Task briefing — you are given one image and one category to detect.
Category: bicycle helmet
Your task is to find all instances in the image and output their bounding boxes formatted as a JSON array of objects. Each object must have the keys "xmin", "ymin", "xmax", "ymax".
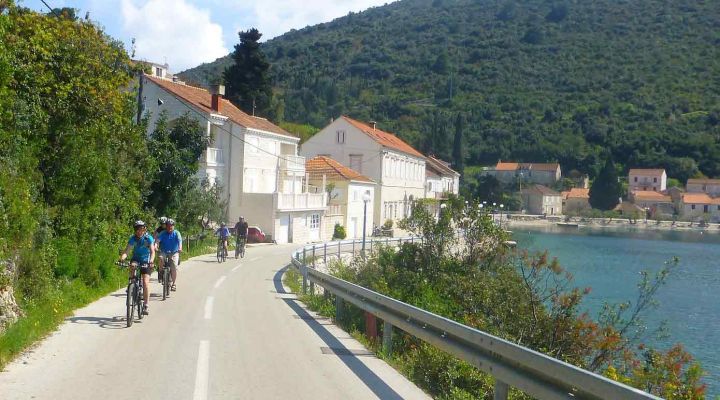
[
  {"xmin": 221, "ymin": 222, "xmax": 226, "ymax": 227},
  {"xmin": 166, "ymin": 219, "xmax": 175, "ymax": 226},
  {"xmin": 159, "ymin": 216, "xmax": 168, "ymax": 224},
  {"xmin": 133, "ymin": 220, "xmax": 146, "ymax": 229}
]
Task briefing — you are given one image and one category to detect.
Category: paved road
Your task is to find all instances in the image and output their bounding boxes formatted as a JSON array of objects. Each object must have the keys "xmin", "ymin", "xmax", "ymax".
[{"xmin": 0, "ymin": 244, "xmax": 429, "ymax": 399}]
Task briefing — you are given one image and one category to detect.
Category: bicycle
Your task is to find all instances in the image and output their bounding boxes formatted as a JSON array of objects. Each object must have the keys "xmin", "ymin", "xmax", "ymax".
[
  {"xmin": 216, "ymin": 238, "xmax": 227, "ymax": 263},
  {"xmin": 235, "ymin": 236, "xmax": 246, "ymax": 259},
  {"xmin": 159, "ymin": 251, "xmax": 178, "ymax": 300},
  {"xmin": 117, "ymin": 260, "xmax": 145, "ymax": 327}
]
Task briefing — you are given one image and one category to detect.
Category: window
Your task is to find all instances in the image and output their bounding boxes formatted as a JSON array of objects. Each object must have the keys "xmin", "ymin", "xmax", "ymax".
[
  {"xmin": 309, "ymin": 213, "xmax": 320, "ymax": 229},
  {"xmin": 349, "ymin": 155, "xmax": 362, "ymax": 173},
  {"xmin": 653, "ymin": 177, "xmax": 657, "ymax": 183},
  {"xmin": 691, "ymin": 204, "xmax": 696, "ymax": 210},
  {"xmin": 352, "ymin": 189, "xmax": 359, "ymax": 202},
  {"xmin": 704, "ymin": 205, "xmax": 709, "ymax": 213},
  {"xmin": 155, "ymin": 67, "xmax": 162, "ymax": 77},
  {"xmin": 336, "ymin": 130, "xmax": 345, "ymax": 144},
  {"xmin": 634, "ymin": 177, "xmax": 638, "ymax": 182},
  {"xmin": 248, "ymin": 136, "xmax": 259, "ymax": 154}
]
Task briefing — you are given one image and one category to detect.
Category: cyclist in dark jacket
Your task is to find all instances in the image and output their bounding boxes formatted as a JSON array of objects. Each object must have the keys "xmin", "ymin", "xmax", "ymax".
[{"xmin": 234, "ymin": 216, "xmax": 249, "ymax": 258}]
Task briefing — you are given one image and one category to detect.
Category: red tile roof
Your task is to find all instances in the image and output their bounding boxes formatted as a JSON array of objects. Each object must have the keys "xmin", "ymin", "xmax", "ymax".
[
  {"xmin": 631, "ymin": 190, "xmax": 672, "ymax": 202},
  {"xmin": 341, "ymin": 116, "xmax": 424, "ymax": 158},
  {"xmin": 496, "ymin": 162, "xmax": 559, "ymax": 172},
  {"xmin": 426, "ymin": 155, "xmax": 459, "ymax": 177},
  {"xmin": 306, "ymin": 156, "xmax": 374, "ymax": 183},
  {"xmin": 682, "ymin": 193, "xmax": 720, "ymax": 205},
  {"xmin": 687, "ymin": 178, "xmax": 720, "ymax": 185},
  {"xmin": 145, "ymin": 75, "xmax": 294, "ymax": 138},
  {"xmin": 628, "ymin": 168, "xmax": 666, "ymax": 176},
  {"xmin": 561, "ymin": 188, "xmax": 590, "ymax": 199}
]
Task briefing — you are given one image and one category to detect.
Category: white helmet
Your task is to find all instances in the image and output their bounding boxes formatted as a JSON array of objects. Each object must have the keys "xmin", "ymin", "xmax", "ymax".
[
  {"xmin": 159, "ymin": 216, "xmax": 168, "ymax": 224},
  {"xmin": 133, "ymin": 220, "xmax": 146, "ymax": 229}
]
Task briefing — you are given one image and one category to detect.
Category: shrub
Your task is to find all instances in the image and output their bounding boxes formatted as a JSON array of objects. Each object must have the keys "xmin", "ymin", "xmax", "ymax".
[{"xmin": 332, "ymin": 223, "xmax": 346, "ymax": 240}]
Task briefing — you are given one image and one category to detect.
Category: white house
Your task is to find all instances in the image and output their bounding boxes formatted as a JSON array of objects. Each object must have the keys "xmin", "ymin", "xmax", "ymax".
[
  {"xmin": 425, "ymin": 155, "xmax": 460, "ymax": 199},
  {"xmin": 628, "ymin": 169, "xmax": 667, "ymax": 192},
  {"xmin": 686, "ymin": 178, "xmax": 720, "ymax": 196},
  {"xmin": 680, "ymin": 193, "xmax": 720, "ymax": 221},
  {"xmin": 140, "ymin": 74, "xmax": 326, "ymax": 243},
  {"xmin": 520, "ymin": 185, "xmax": 563, "ymax": 215},
  {"xmin": 301, "ymin": 116, "xmax": 426, "ymax": 228},
  {"xmin": 306, "ymin": 156, "xmax": 375, "ymax": 239}
]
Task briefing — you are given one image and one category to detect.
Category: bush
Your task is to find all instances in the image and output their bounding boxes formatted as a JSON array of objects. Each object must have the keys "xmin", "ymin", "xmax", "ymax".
[
  {"xmin": 332, "ymin": 223, "xmax": 346, "ymax": 240},
  {"xmin": 382, "ymin": 219, "xmax": 394, "ymax": 230}
]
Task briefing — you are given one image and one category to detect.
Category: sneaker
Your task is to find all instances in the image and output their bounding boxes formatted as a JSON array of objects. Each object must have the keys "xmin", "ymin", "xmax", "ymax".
[{"xmin": 142, "ymin": 305, "xmax": 149, "ymax": 315}]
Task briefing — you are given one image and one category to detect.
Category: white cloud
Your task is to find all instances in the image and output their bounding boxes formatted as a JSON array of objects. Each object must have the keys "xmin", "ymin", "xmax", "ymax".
[
  {"xmin": 121, "ymin": 0, "xmax": 227, "ymax": 71},
  {"xmin": 227, "ymin": 0, "xmax": 395, "ymax": 41}
]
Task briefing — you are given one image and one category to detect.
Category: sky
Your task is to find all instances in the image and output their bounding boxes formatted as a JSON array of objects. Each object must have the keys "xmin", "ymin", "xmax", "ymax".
[{"xmin": 20, "ymin": 0, "xmax": 395, "ymax": 71}]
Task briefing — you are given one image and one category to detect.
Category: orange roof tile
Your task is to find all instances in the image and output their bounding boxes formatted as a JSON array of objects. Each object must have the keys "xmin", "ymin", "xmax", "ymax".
[
  {"xmin": 145, "ymin": 75, "xmax": 294, "ymax": 138},
  {"xmin": 341, "ymin": 116, "xmax": 424, "ymax": 158},
  {"xmin": 496, "ymin": 162, "xmax": 559, "ymax": 172},
  {"xmin": 631, "ymin": 190, "xmax": 672, "ymax": 202},
  {"xmin": 426, "ymin": 155, "xmax": 459, "ymax": 177},
  {"xmin": 306, "ymin": 156, "xmax": 374, "ymax": 183},
  {"xmin": 687, "ymin": 178, "xmax": 720, "ymax": 185},
  {"xmin": 628, "ymin": 168, "xmax": 666, "ymax": 176},
  {"xmin": 561, "ymin": 188, "xmax": 590, "ymax": 199},
  {"xmin": 682, "ymin": 193, "xmax": 720, "ymax": 205}
]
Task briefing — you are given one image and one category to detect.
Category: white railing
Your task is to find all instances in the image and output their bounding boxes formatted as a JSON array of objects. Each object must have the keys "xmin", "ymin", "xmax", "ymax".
[
  {"xmin": 289, "ymin": 238, "xmax": 661, "ymax": 400},
  {"xmin": 326, "ymin": 204, "xmax": 343, "ymax": 215},
  {"xmin": 276, "ymin": 192, "xmax": 326, "ymax": 210},
  {"xmin": 205, "ymin": 148, "xmax": 223, "ymax": 166},
  {"xmin": 280, "ymin": 155, "xmax": 305, "ymax": 171}
]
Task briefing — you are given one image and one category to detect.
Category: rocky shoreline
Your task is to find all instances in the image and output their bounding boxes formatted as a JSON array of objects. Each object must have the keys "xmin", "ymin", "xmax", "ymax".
[{"xmin": 504, "ymin": 215, "xmax": 720, "ymax": 233}]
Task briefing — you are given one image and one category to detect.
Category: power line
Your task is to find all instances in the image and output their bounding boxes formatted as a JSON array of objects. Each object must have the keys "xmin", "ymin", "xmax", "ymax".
[{"xmin": 40, "ymin": 0, "xmax": 61, "ymax": 17}]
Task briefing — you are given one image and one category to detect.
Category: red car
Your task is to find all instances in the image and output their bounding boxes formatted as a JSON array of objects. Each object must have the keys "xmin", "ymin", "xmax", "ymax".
[{"xmin": 247, "ymin": 226, "xmax": 266, "ymax": 243}]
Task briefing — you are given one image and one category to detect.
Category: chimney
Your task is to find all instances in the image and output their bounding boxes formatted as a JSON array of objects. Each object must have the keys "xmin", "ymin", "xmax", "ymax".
[
  {"xmin": 370, "ymin": 120, "xmax": 377, "ymax": 130},
  {"xmin": 209, "ymin": 84, "xmax": 225, "ymax": 113}
]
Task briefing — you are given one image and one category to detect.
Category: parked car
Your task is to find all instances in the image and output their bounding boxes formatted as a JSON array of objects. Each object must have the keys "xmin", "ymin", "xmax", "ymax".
[{"xmin": 247, "ymin": 226, "xmax": 266, "ymax": 243}]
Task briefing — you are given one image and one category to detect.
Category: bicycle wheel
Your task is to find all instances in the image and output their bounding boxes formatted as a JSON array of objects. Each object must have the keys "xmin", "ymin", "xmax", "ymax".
[
  {"xmin": 136, "ymin": 285, "xmax": 143, "ymax": 320},
  {"xmin": 126, "ymin": 283, "xmax": 135, "ymax": 327},
  {"xmin": 163, "ymin": 267, "xmax": 170, "ymax": 299},
  {"xmin": 241, "ymin": 241, "xmax": 245, "ymax": 258},
  {"xmin": 217, "ymin": 244, "xmax": 222, "ymax": 263},
  {"xmin": 235, "ymin": 243, "xmax": 240, "ymax": 259},
  {"xmin": 222, "ymin": 246, "xmax": 226, "ymax": 262}
]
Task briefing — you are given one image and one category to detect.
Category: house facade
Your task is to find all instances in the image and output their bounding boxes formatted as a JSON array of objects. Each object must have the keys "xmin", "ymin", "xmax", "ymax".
[
  {"xmin": 306, "ymin": 156, "xmax": 375, "ymax": 239},
  {"xmin": 520, "ymin": 185, "xmax": 563, "ymax": 215},
  {"xmin": 301, "ymin": 116, "xmax": 426, "ymax": 227},
  {"xmin": 425, "ymin": 156, "xmax": 460, "ymax": 199},
  {"xmin": 486, "ymin": 162, "xmax": 561, "ymax": 186},
  {"xmin": 140, "ymin": 75, "xmax": 326, "ymax": 243},
  {"xmin": 628, "ymin": 169, "xmax": 667, "ymax": 192},
  {"xmin": 561, "ymin": 188, "xmax": 590, "ymax": 214},
  {"xmin": 630, "ymin": 190, "xmax": 674, "ymax": 218},
  {"xmin": 686, "ymin": 178, "xmax": 720, "ymax": 196},
  {"xmin": 680, "ymin": 193, "xmax": 720, "ymax": 221}
]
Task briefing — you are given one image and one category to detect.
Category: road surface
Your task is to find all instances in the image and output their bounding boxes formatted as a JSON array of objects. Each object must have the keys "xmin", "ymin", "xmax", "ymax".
[{"xmin": 0, "ymin": 244, "xmax": 430, "ymax": 399}]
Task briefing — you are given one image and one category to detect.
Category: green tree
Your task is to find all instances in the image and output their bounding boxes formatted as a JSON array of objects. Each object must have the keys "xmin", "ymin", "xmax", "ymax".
[
  {"xmin": 590, "ymin": 158, "xmax": 622, "ymax": 210},
  {"xmin": 452, "ymin": 113, "xmax": 465, "ymax": 180},
  {"xmin": 224, "ymin": 28, "xmax": 272, "ymax": 116},
  {"xmin": 146, "ymin": 113, "xmax": 210, "ymax": 217}
]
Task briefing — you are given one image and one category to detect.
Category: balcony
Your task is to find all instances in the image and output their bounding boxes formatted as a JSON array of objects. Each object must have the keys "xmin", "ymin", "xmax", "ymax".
[
  {"xmin": 204, "ymin": 148, "xmax": 224, "ymax": 166},
  {"xmin": 280, "ymin": 154, "xmax": 305, "ymax": 172},
  {"xmin": 276, "ymin": 192, "xmax": 327, "ymax": 211}
]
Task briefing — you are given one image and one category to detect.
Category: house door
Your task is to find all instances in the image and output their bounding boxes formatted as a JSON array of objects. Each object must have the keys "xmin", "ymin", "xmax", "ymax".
[
  {"xmin": 278, "ymin": 215, "xmax": 289, "ymax": 244},
  {"xmin": 349, "ymin": 217, "xmax": 358, "ymax": 239},
  {"xmin": 309, "ymin": 213, "xmax": 320, "ymax": 241}
]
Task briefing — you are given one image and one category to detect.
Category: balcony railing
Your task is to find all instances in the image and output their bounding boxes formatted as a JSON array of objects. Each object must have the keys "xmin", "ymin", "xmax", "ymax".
[
  {"xmin": 280, "ymin": 155, "xmax": 305, "ymax": 171},
  {"xmin": 276, "ymin": 192, "xmax": 326, "ymax": 210},
  {"xmin": 205, "ymin": 148, "xmax": 223, "ymax": 166}
]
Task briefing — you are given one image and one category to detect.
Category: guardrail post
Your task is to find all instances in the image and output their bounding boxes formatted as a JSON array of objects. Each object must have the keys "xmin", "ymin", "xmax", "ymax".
[
  {"xmin": 494, "ymin": 380, "xmax": 509, "ymax": 400},
  {"xmin": 312, "ymin": 246, "xmax": 316, "ymax": 268},
  {"xmin": 309, "ymin": 280, "xmax": 314, "ymax": 294},
  {"xmin": 383, "ymin": 321, "xmax": 393, "ymax": 356},
  {"xmin": 338, "ymin": 241, "xmax": 341, "ymax": 259},
  {"xmin": 302, "ymin": 248, "xmax": 308, "ymax": 294},
  {"xmin": 324, "ymin": 243, "xmax": 327, "ymax": 264},
  {"xmin": 352, "ymin": 239, "xmax": 355, "ymax": 255},
  {"xmin": 335, "ymin": 295, "xmax": 343, "ymax": 322}
]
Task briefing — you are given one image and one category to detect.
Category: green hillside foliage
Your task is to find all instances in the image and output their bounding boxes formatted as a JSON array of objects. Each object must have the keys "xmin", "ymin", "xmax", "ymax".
[{"xmin": 180, "ymin": 0, "xmax": 720, "ymax": 180}]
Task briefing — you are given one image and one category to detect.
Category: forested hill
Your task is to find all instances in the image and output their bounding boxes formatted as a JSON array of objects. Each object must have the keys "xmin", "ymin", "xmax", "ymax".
[{"xmin": 180, "ymin": 0, "xmax": 720, "ymax": 181}]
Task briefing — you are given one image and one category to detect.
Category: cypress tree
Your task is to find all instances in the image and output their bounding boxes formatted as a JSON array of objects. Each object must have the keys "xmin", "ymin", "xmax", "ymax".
[
  {"xmin": 452, "ymin": 113, "xmax": 465, "ymax": 180},
  {"xmin": 589, "ymin": 157, "xmax": 622, "ymax": 210}
]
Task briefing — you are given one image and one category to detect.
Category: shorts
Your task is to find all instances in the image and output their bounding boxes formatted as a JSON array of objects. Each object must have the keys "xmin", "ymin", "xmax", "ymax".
[
  {"xmin": 130, "ymin": 261, "xmax": 152, "ymax": 275},
  {"xmin": 161, "ymin": 253, "xmax": 180, "ymax": 271}
]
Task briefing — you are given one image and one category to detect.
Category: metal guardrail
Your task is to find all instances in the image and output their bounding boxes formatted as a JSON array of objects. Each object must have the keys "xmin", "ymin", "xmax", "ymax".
[{"xmin": 290, "ymin": 237, "xmax": 661, "ymax": 400}]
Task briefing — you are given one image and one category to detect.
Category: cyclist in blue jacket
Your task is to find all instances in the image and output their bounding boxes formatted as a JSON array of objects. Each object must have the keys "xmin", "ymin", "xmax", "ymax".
[
  {"xmin": 216, "ymin": 222, "xmax": 231, "ymax": 258},
  {"xmin": 120, "ymin": 220, "xmax": 155, "ymax": 315},
  {"xmin": 157, "ymin": 219, "xmax": 182, "ymax": 292}
]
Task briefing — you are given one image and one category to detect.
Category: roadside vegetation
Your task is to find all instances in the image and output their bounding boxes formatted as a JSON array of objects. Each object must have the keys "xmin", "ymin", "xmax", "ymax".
[
  {"xmin": 0, "ymin": 4, "xmax": 225, "ymax": 367},
  {"xmin": 286, "ymin": 197, "xmax": 705, "ymax": 399}
]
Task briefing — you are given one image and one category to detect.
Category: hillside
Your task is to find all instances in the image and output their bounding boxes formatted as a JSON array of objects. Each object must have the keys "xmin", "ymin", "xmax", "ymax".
[{"xmin": 180, "ymin": 0, "xmax": 720, "ymax": 181}]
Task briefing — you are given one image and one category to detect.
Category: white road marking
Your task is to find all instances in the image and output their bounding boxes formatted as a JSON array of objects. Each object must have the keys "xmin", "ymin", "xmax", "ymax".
[
  {"xmin": 204, "ymin": 297, "xmax": 214, "ymax": 320},
  {"xmin": 231, "ymin": 264, "xmax": 241, "ymax": 273},
  {"xmin": 250, "ymin": 257, "xmax": 261, "ymax": 262},
  {"xmin": 213, "ymin": 276, "xmax": 226, "ymax": 289},
  {"xmin": 193, "ymin": 340, "xmax": 210, "ymax": 400}
]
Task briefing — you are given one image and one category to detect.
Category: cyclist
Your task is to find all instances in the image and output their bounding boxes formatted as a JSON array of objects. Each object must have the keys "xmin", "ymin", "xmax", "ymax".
[
  {"xmin": 119, "ymin": 220, "xmax": 155, "ymax": 315},
  {"xmin": 154, "ymin": 216, "xmax": 168, "ymax": 282},
  {"xmin": 216, "ymin": 222, "xmax": 231, "ymax": 258},
  {"xmin": 234, "ymin": 216, "xmax": 248, "ymax": 259},
  {"xmin": 157, "ymin": 218, "xmax": 182, "ymax": 292}
]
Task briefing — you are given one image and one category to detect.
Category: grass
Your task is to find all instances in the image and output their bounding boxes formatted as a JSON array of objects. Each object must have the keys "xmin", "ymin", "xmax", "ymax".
[{"xmin": 0, "ymin": 237, "xmax": 226, "ymax": 369}]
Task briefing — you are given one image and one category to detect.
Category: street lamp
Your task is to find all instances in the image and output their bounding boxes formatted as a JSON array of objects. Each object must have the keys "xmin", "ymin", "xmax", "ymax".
[{"xmin": 362, "ymin": 191, "xmax": 372, "ymax": 253}]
